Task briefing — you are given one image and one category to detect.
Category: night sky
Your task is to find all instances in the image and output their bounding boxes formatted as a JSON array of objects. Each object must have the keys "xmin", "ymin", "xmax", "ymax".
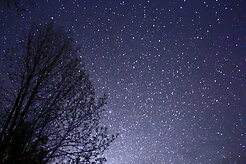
[{"xmin": 1, "ymin": 0, "xmax": 246, "ymax": 163}]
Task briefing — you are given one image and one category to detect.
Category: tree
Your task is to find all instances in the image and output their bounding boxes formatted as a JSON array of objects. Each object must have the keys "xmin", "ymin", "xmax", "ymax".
[{"xmin": 0, "ymin": 23, "xmax": 117, "ymax": 163}]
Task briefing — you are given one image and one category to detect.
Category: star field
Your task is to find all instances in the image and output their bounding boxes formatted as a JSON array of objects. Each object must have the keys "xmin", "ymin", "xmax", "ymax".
[{"xmin": 0, "ymin": 0, "xmax": 245, "ymax": 163}]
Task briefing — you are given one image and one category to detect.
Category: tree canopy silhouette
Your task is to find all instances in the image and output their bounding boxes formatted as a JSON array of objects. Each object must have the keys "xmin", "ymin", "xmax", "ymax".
[{"xmin": 0, "ymin": 23, "xmax": 117, "ymax": 164}]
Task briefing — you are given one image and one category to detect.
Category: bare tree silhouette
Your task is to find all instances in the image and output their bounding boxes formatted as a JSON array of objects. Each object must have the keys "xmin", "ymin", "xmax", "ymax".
[{"xmin": 0, "ymin": 23, "xmax": 117, "ymax": 164}]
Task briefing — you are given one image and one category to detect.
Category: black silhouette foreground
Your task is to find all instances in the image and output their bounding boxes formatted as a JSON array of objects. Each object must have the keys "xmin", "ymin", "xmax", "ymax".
[{"xmin": 0, "ymin": 23, "xmax": 117, "ymax": 164}]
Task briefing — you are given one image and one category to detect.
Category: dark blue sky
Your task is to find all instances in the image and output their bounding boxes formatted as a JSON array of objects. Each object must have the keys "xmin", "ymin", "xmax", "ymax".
[{"xmin": 1, "ymin": 0, "xmax": 245, "ymax": 163}]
